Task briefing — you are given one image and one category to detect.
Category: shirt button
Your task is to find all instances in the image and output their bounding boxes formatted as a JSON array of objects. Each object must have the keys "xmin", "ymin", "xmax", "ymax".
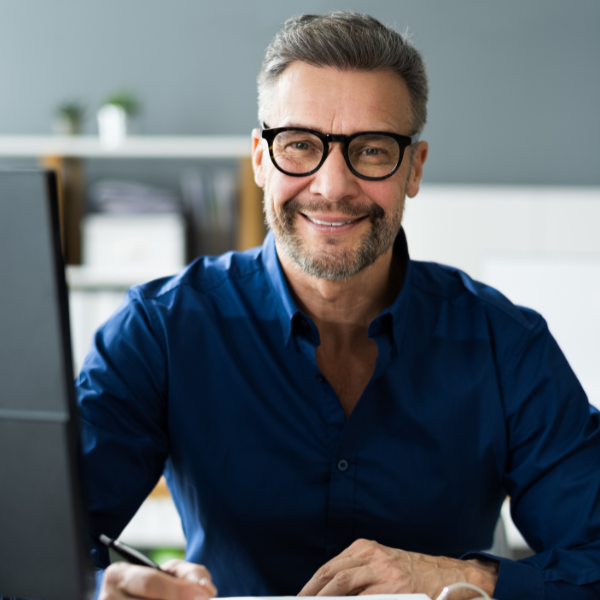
[
  {"xmin": 337, "ymin": 459, "xmax": 349, "ymax": 472},
  {"xmin": 316, "ymin": 373, "xmax": 326, "ymax": 383}
]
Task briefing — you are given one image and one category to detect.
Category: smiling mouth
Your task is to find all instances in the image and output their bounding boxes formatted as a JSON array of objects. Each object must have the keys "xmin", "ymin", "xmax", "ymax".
[{"xmin": 302, "ymin": 214, "xmax": 367, "ymax": 227}]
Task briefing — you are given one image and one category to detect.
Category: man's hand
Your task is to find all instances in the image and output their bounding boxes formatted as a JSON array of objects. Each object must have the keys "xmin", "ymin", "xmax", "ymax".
[
  {"xmin": 298, "ymin": 539, "xmax": 498, "ymax": 599},
  {"xmin": 100, "ymin": 559, "xmax": 217, "ymax": 600}
]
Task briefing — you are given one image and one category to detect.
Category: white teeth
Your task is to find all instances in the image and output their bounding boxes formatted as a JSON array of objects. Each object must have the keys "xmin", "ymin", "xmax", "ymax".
[{"xmin": 306, "ymin": 216, "xmax": 357, "ymax": 226}]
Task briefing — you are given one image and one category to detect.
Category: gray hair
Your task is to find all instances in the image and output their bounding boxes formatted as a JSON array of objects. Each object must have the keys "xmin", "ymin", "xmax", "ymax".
[{"xmin": 257, "ymin": 11, "xmax": 428, "ymax": 134}]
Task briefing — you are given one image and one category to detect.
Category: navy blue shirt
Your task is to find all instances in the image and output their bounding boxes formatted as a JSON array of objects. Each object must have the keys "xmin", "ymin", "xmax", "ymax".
[{"xmin": 78, "ymin": 230, "xmax": 600, "ymax": 599}]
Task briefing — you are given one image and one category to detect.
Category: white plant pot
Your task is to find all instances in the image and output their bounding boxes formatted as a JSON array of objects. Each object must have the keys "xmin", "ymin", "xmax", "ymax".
[{"xmin": 97, "ymin": 104, "xmax": 129, "ymax": 147}]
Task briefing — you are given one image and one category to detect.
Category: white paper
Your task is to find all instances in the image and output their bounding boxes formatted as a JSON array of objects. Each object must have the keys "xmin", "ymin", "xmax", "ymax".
[{"xmin": 222, "ymin": 595, "xmax": 431, "ymax": 600}]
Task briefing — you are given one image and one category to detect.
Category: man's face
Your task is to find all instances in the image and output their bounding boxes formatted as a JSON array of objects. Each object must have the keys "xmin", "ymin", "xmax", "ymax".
[{"xmin": 253, "ymin": 62, "xmax": 425, "ymax": 280}]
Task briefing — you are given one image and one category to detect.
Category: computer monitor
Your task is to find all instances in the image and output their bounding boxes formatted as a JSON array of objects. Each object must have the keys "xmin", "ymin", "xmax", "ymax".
[{"xmin": 0, "ymin": 170, "xmax": 95, "ymax": 600}]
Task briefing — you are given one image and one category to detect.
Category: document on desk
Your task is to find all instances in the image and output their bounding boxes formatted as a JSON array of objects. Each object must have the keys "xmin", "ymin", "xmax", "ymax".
[{"xmin": 223, "ymin": 596, "xmax": 432, "ymax": 600}]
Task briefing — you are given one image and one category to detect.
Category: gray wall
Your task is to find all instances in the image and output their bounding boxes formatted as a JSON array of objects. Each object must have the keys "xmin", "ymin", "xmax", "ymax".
[{"xmin": 1, "ymin": 0, "xmax": 599, "ymax": 185}]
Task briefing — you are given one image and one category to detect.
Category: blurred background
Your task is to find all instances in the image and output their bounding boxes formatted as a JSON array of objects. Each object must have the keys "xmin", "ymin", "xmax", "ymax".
[{"xmin": 1, "ymin": 0, "xmax": 598, "ymax": 565}]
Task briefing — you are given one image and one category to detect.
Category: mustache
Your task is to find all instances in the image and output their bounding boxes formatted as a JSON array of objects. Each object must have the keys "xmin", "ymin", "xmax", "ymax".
[{"xmin": 281, "ymin": 199, "xmax": 385, "ymax": 221}]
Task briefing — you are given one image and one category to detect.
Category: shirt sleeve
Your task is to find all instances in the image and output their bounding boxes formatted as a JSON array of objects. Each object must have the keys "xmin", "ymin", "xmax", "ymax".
[
  {"xmin": 469, "ymin": 311, "xmax": 600, "ymax": 599},
  {"xmin": 76, "ymin": 288, "xmax": 170, "ymax": 569}
]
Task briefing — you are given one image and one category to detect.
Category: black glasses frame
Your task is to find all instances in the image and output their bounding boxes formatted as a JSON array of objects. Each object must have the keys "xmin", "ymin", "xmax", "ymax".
[{"xmin": 261, "ymin": 123, "xmax": 420, "ymax": 181}]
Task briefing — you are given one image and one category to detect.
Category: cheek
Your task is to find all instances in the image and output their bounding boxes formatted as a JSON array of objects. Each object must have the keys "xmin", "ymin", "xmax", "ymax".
[
  {"xmin": 361, "ymin": 181, "xmax": 404, "ymax": 214},
  {"xmin": 265, "ymin": 170, "xmax": 310, "ymax": 210}
]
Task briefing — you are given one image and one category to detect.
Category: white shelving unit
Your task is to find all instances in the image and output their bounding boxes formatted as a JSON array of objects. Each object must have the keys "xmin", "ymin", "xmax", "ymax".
[
  {"xmin": 0, "ymin": 135, "xmax": 251, "ymax": 158},
  {"xmin": 0, "ymin": 134, "xmax": 265, "ymax": 264}
]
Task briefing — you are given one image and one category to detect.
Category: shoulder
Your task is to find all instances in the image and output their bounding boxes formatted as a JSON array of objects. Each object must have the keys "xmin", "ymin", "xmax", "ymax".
[
  {"xmin": 128, "ymin": 245, "xmax": 266, "ymax": 304},
  {"xmin": 407, "ymin": 261, "xmax": 578, "ymax": 414},
  {"xmin": 408, "ymin": 259, "xmax": 544, "ymax": 336}
]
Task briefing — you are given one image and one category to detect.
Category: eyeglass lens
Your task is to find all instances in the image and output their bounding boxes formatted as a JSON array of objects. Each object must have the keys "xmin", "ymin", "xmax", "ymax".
[{"xmin": 272, "ymin": 131, "xmax": 401, "ymax": 178}]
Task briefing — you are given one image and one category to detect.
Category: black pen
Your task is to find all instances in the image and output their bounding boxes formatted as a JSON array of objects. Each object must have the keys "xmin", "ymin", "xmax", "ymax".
[{"xmin": 98, "ymin": 534, "xmax": 174, "ymax": 576}]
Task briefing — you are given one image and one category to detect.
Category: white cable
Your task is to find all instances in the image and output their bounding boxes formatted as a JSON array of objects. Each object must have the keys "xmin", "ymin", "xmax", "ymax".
[{"xmin": 435, "ymin": 581, "xmax": 492, "ymax": 600}]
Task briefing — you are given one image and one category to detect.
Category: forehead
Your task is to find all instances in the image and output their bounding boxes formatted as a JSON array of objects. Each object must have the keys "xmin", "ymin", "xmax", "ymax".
[{"xmin": 269, "ymin": 62, "xmax": 412, "ymax": 134}]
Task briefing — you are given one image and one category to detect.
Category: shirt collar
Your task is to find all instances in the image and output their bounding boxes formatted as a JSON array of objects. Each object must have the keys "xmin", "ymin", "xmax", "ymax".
[
  {"xmin": 262, "ymin": 231, "xmax": 302, "ymax": 346},
  {"xmin": 369, "ymin": 227, "xmax": 412, "ymax": 355},
  {"xmin": 261, "ymin": 228, "xmax": 412, "ymax": 349}
]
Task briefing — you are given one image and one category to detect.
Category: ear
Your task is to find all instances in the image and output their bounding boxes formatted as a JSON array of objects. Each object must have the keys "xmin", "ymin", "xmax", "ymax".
[
  {"xmin": 406, "ymin": 140, "xmax": 428, "ymax": 198},
  {"xmin": 252, "ymin": 128, "xmax": 266, "ymax": 188}
]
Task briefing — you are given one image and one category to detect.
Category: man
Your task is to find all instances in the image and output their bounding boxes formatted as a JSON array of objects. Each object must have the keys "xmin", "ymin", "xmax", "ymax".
[{"xmin": 86, "ymin": 12, "xmax": 600, "ymax": 600}]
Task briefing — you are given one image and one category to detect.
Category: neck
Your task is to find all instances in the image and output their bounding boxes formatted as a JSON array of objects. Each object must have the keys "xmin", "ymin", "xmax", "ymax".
[{"xmin": 277, "ymin": 243, "xmax": 403, "ymax": 341}]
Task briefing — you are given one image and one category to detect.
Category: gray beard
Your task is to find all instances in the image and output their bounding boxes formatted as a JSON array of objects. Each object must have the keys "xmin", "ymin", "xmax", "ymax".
[{"xmin": 263, "ymin": 195, "xmax": 405, "ymax": 281}]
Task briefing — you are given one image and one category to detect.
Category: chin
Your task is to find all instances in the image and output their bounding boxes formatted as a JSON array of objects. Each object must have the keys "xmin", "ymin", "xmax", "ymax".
[{"xmin": 286, "ymin": 237, "xmax": 383, "ymax": 280}]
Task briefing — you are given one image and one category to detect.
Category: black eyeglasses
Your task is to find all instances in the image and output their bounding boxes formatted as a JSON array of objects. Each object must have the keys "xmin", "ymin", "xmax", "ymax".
[{"xmin": 261, "ymin": 123, "xmax": 419, "ymax": 181}]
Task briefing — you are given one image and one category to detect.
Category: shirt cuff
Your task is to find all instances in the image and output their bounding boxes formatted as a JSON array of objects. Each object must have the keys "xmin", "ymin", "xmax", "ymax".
[
  {"xmin": 92, "ymin": 569, "xmax": 105, "ymax": 600},
  {"xmin": 461, "ymin": 551, "xmax": 544, "ymax": 600}
]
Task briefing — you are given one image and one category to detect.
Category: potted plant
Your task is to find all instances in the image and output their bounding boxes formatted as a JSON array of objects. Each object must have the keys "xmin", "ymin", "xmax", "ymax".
[
  {"xmin": 97, "ymin": 90, "xmax": 141, "ymax": 146},
  {"xmin": 53, "ymin": 100, "xmax": 85, "ymax": 135}
]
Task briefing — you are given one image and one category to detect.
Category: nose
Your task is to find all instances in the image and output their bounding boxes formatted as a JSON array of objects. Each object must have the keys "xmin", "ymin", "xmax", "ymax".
[{"xmin": 308, "ymin": 142, "xmax": 359, "ymax": 202}]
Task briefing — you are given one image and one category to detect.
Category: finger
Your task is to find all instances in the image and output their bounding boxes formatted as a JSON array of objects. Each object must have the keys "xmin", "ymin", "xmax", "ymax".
[
  {"xmin": 161, "ymin": 560, "xmax": 217, "ymax": 597},
  {"xmin": 103, "ymin": 562, "xmax": 211, "ymax": 600},
  {"xmin": 160, "ymin": 560, "xmax": 214, "ymax": 584},
  {"xmin": 298, "ymin": 557, "xmax": 365, "ymax": 596},
  {"xmin": 315, "ymin": 565, "xmax": 377, "ymax": 597}
]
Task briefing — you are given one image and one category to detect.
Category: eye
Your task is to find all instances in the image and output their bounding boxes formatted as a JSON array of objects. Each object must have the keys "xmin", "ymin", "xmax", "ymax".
[
  {"xmin": 354, "ymin": 145, "xmax": 390, "ymax": 160},
  {"xmin": 349, "ymin": 135, "xmax": 398, "ymax": 166},
  {"xmin": 291, "ymin": 141, "xmax": 310, "ymax": 151},
  {"xmin": 363, "ymin": 147, "xmax": 384, "ymax": 156}
]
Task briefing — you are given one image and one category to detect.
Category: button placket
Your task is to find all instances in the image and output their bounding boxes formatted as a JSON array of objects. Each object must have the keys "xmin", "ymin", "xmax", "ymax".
[{"xmin": 325, "ymin": 449, "xmax": 356, "ymax": 562}]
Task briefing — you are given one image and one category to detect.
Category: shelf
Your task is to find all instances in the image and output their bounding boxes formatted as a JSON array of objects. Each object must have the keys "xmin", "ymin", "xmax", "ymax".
[
  {"xmin": 66, "ymin": 265, "xmax": 178, "ymax": 291},
  {"xmin": 0, "ymin": 135, "xmax": 252, "ymax": 159},
  {"xmin": 0, "ymin": 135, "xmax": 266, "ymax": 263}
]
